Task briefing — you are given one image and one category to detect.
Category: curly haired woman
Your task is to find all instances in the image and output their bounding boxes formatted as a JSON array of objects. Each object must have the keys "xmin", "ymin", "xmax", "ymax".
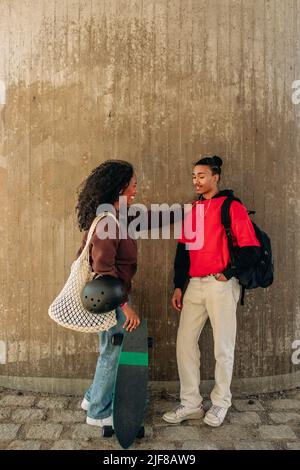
[{"xmin": 75, "ymin": 160, "xmax": 140, "ymax": 427}]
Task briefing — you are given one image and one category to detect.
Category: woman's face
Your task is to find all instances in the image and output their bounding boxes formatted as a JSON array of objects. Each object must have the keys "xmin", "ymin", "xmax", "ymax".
[{"xmin": 121, "ymin": 174, "xmax": 138, "ymax": 205}]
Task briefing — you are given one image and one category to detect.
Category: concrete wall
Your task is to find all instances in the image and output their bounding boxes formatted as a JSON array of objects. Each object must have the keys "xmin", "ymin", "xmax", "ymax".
[{"xmin": 0, "ymin": 0, "xmax": 300, "ymax": 393}]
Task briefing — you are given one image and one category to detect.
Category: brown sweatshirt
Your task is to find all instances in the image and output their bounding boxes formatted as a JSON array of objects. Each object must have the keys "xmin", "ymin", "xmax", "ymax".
[{"xmin": 76, "ymin": 215, "xmax": 137, "ymax": 302}]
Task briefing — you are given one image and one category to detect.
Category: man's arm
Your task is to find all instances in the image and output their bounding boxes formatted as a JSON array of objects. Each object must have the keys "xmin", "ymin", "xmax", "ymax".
[
  {"xmin": 223, "ymin": 246, "xmax": 261, "ymax": 279},
  {"xmin": 222, "ymin": 201, "xmax": 261, "ymax": 279},
  {"xmin": 174, "ymin": 242, "xmax": 190, "ymax": 289},
  {"xmin": 171, "ymin": 242, "xmax": 190, "ymax": 311}
]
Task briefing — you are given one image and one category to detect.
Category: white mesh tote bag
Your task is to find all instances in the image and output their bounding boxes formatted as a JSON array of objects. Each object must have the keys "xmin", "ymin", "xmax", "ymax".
[{"xmin": 48, "ymin": 212, "xmax": 118, "ymax": 333}]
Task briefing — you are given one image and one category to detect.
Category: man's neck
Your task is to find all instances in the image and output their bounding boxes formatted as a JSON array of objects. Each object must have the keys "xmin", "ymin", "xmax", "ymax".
[{"xmin": 200, "ymin": 189, "xmax": 219, "ymax": 200}]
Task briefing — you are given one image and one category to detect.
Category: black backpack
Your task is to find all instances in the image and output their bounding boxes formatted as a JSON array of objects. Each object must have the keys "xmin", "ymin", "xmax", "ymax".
[{"xmin": 221, "ymin": 196, "xmax": 274, "ymax": 306}]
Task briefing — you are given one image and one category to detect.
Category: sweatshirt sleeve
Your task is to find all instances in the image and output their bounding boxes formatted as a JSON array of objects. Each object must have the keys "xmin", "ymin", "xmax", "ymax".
[
  {"xmin": 229, "ymin": 201, "xmax": 261, "ymax": 248},
  {"xmin": 89, "ymin": 232, "xmax": 119, "ymax": 278},
  {"xmin": 76, "ymin": 219, "xmax": 129, "ymax": 302},
  {"xmin": 76, "ymin": 230, "xmax": 88, "ymax": 259},
  {"xmin": 222, "ymin": 201, "xmax": 261, "ymax": 279}
]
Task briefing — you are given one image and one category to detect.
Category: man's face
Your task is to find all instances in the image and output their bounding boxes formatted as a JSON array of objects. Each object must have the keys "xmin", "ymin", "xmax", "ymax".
[{"xmin": 192, "ymin": 165, "xmax": 219, "ymax": 196}]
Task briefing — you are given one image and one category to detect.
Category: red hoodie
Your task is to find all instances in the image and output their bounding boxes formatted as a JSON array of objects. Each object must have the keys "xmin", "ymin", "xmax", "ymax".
[{"xmin": 178, "ymin": 191, "xmax": 260, "ymax": 278}]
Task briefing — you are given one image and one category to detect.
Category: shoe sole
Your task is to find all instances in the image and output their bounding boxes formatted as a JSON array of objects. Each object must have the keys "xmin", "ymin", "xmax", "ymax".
[
  {"xmin": 163, "ymin": 412, "xmax": 204, "ymax": 424},
  {"xmin": 203, "ymin": 416, "xmax": 223, "ymax": 427},
  {"xmin": 86, "ymin": 418, "xmax": 103, "ymax": 427}
]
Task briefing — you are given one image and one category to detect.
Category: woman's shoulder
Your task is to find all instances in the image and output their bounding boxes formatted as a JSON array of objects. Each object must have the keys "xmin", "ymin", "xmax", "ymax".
[{"xmin": 93, "ymin": 214, "xmax": 120, "ymax": 243}]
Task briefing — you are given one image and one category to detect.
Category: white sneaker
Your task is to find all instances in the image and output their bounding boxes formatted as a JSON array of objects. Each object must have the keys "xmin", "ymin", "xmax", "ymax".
[
  {"xmin": 81, "ymin": 398, "xmax": 89, "ymax": 411},
  {"xmin": 204, "ymin": 405, "xmax": 228, "ymax": 427},
  {"xmin": 101, "ymin": 415, "xmax": 113, "ymax": 427},
  {"xmin": 162, "ymin": 404, "xmax": 204, "ymax": 424},
  {"xmin": 86, "ymin": 415, "xmax": 113, "ymax": 427}
]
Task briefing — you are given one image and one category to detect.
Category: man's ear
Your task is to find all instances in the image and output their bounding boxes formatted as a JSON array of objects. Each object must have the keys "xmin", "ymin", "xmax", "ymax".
[{"xmin": 213, "ymin": 174, "xmax": 220, "ymax": 184}]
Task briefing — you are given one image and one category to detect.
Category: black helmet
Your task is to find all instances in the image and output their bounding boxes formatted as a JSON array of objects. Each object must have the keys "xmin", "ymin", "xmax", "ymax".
[{"xmin": 81, "ymin": 275, "xmax": 127, "ymax": 313}]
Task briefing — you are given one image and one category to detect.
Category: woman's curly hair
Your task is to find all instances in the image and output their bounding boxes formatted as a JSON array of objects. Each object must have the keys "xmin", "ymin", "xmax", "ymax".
[{"xmin": 76, "ymin": 160, "xmax": 134, "ymax": 231}]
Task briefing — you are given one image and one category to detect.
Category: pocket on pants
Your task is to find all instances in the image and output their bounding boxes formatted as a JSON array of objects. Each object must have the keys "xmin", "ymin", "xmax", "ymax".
[
  {"xmin": 212, "ymin": 276, "xmax": 232, "ymax": 290},
  {"xmin": 182, "ymin": 286, "xmax": 191, "ymax": 304},
  {"xmin": 182, "ymin": 282, "xmax": 195, "ymax": 305}
]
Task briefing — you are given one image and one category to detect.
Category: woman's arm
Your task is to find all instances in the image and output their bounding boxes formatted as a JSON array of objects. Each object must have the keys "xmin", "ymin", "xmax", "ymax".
[
  {"xmin": 76, "ymin": 231, "xmax": 88, "ymax": 258},
  {"xmin": 76, "ymin": 220, "xmax": 140, "ymax": 331},
  {"xmin": 76, "ymin": 229, "xmax": 119, "ymax": 278},
  {"xmin": 128, "ymin": 205, "xmax": 185, "ymax": 232},
  {"xmin": 76, "ymin": 221, "xmax": 120, "ymax": 284}
]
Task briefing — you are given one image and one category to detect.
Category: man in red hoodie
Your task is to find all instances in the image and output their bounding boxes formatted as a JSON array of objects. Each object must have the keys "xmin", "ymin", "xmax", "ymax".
[{"xmin": 163, "ymin": 156, "xmax": 261, "ymax": 427}]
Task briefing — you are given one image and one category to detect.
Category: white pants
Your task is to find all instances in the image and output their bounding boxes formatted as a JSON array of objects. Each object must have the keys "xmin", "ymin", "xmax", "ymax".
[{"xmin": 177, "ymin": 276, "xmax": 240, "ymax": 409}]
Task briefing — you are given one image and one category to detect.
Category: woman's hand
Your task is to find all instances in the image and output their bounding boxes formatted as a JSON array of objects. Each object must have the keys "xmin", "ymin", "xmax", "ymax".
[
  {"xmin": 172, "ymin": 288, "xmax": 183, "ymax": 311},
  {"xmin": 215, "ymin": 273, "xmax": 228, "ymax": 282},
  {"xmin": 122, "ymin": 304, "xmax": 141, "ymax": 332}
]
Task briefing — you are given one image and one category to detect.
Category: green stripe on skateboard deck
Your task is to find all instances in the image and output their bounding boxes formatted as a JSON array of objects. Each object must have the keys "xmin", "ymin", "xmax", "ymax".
[{"xmin": 119, "ymin": 351, "xmax": 148, "ymax": 367}]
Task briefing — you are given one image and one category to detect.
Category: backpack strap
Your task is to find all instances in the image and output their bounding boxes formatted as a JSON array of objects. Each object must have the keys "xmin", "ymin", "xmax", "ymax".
[
  {"xmin": 240, "ymin": 286, "xmax": 246, "ymax": 306},
  {"xmin": 221, "ymin": 197, "xmax": 242, "ymax": 269},
  {"xmin": 221, "ymin": 196, "xmax": 256, "ymax": 307},
  {"xmin": 221, "ymin": 196, "xmax": 245, "ymax": 306}
]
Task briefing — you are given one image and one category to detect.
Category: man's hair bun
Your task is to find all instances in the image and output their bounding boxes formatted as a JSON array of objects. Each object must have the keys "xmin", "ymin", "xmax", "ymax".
[{"xmin": 212, "ymin": 156, "xmax": 223, "ymax": 167}]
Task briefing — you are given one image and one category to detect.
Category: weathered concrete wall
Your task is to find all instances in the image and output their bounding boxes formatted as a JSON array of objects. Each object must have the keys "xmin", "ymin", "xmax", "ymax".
[{"xmin": 0, "ymin": 0, "xmax": 299, "ymax": 392}]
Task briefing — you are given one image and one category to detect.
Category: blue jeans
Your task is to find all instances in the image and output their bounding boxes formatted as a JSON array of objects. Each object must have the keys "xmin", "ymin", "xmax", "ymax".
[{"xmin": 85, "ymin": 306, "xmax": 126, "ymax": 420}]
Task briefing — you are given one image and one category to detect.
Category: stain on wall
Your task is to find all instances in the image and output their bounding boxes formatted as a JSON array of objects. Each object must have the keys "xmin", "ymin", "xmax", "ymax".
[{"xmin": 0, "ymin": 0, "xmax": 299, "ymax": 385}]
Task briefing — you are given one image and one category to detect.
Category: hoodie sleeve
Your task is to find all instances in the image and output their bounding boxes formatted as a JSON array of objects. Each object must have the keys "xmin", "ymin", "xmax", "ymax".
[
  {"xmin": 222, "ymin": 201, "xmax": 261, "ymax": 279},
  {"xmin": 173, "ymin": 242, "xmax": 190, "ymax": 289}
]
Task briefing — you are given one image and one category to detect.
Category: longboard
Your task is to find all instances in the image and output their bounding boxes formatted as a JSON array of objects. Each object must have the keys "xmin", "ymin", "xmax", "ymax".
[{"xmin": 102, "ymin": 319, "xmax": 149, "ymax": 449}]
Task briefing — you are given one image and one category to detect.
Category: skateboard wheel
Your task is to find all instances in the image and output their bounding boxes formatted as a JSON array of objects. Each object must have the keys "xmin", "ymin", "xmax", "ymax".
[
  {"xmin": 137, "ymin": 426, "xmax": 145, "ymax": 439},
  {"xmin": 147, "ymin": 337, "xmax": 154, "ymax": 348},
  {"xmin": 102, "ymin": 425, "xmax": 114, "ymax": 438},
  {"xmin": 112, "ymin": 333, "xmax": 123, "ymax": 346}
]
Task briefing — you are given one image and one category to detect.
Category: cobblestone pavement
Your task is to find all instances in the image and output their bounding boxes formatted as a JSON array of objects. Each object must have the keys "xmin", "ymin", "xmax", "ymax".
[{"xmin": 0, "ymin": 386, "xmax": 300, "ymax": 450}]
